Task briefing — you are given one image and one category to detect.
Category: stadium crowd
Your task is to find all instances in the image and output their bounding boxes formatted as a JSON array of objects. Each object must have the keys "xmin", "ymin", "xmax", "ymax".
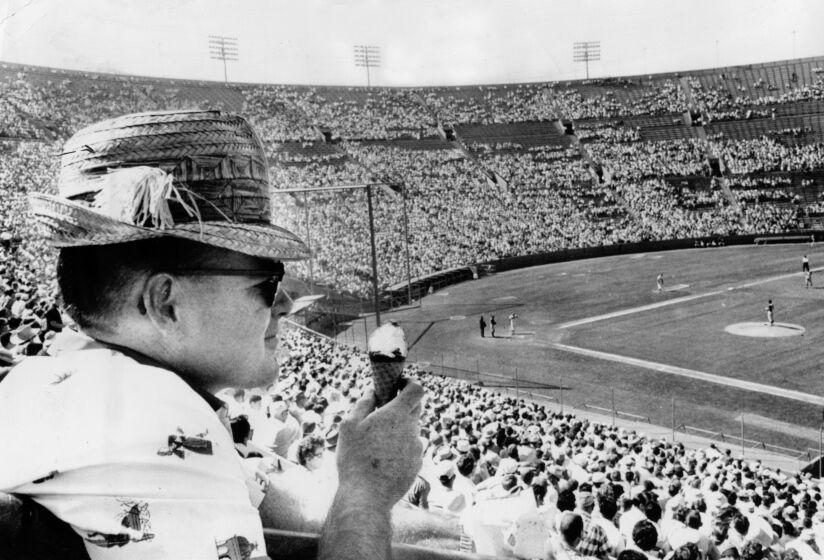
[
  {"xmin": 1, "ymin": 64, "xmax": 824, "ymax": 300},
  {"xmin": 220, "ymin": 326, "xmax": 824, "ymax": 560},
  {"xmin": 548, "ymin": 79, "xmax": 687, "ymax": 120},
  {"xmin": 717, "ymin": 139, "xmax": 824, "ymax": 175},
  {"xmin": 691, "ymin": 74, "xmax": 824, "ymax": 122}
]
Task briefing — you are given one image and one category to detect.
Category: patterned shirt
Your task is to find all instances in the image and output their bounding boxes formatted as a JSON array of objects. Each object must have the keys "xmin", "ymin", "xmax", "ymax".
[
  {"xmin": 577, "ymin": 512, "xmax": 611, "ymax": 559},
  {"xmin": 0, "ymin": 330, "xmax": 267, "ymax": 559}
]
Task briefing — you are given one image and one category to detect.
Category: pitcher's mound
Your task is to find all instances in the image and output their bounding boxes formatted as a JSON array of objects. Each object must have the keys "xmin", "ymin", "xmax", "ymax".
[{"xmin": 725, "ymin": 322, "xmax": 805, "ymax": 338}]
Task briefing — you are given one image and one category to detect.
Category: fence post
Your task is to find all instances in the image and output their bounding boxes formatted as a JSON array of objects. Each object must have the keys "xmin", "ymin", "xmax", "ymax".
[
  {"xmin": 363, "ymin": 316, "xmax": 368, "ymax": 351},
  {"xmin": 515, "ymin": 367, "xmax": 520, "ymax": 400},
  {"xmin": 819, "ymin": 424, "xmax": 822, "ymax": 480},
  {"xmin": 560, "ymin": 373, "xmax": 564, "ymax": 414},
  {"xmin": 476, "ymin": 360, "xmax": 480, "ymax": 385},
  {"xmin": 740, "ymin": 414, "xmax": 745, "ymax": 457},
  {"xmin": 441, "ymin": 352, "xmax": 445, "ymax": 376},
  {"xmin": 671, "ymin": 398, "xmax": 675, "ymax": 443},
  {"xmin": 611, "ymin": 388, "xmax": 615, "ymax": 426}
]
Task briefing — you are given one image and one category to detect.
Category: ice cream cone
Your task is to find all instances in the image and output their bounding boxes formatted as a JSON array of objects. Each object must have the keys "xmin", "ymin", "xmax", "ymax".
[
  {"xmin": 368, "ymin": 321, "xmax": 408, "ymax": 406},
  {"xmin": 371, "ymin": 361, "xmax": 405, "ymax": 407}
]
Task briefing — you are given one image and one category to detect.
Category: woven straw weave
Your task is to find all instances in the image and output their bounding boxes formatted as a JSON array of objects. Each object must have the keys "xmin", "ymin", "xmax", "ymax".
[{"xmin": 30, "ymin": 110, "xmax": 309, "ymax": 261}]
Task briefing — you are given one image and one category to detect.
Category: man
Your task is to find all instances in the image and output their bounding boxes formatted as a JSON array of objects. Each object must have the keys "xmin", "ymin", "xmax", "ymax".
[
  {"xmin": 766, "ymin": 300, "xmax": 774, "ymax": 326},
  {"xmin": 253, "ymin": 398, "xmax": 301, "ymax": 458},
  {"xmin": 591, "ymin": 492, "xmax": 625, "ymax": 556},
  {"xmin": 802, "ymin": 255, "xmax": 810, "ymax": 273},
  {"xmin": 805, "ymin": 270, "xmax": 813, "ymax": 289},
  {"xmin": 479, "ymin": 315, "xmax": 486, "ymax": 338},
  {"xmin": 547, "ymin": 511, "xmax": 595, "ymax": 560},
  {"xmin": 657, "ymin": 274, "xmax": 664, "ymax": 293},
  {"xmin": 0, "ymin": 110, "xmax": 424, "ymax": 560},
  {"xmin": 575, "ymin": 491, "xmax": 611, "ymax": 560},
  {"xmin": 618, "ymin": 497, "xmax": 648, "ymax": 541},
  {"xmin": 428, "ymin": 461, "xmax": 466, "ymax": 514},
  {"xmin": 453, "ymin": 454, "xmax": 478, "ymax": 509},
  {"xmin": 490, "ymin": 315, "xmax": 497, "ymax": 337},
  {"xmin": 508, "ymin": 313, "xmax": 518, "ymax": 336},
  {"xmin": 245, "ymin": 394, "xmax": 269, "ymax": 438}
]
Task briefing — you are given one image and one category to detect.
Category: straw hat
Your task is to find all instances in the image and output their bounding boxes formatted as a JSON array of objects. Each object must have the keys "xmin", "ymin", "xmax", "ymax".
[{"xmin": 30, "ymin": 110, "xmax": 309, "ymax": 261}]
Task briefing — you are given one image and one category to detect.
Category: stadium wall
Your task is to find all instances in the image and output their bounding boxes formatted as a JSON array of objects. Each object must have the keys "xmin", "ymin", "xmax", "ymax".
[{"xmin": 382, "ymin": 231, "xmax": 820, "ymax": 306}]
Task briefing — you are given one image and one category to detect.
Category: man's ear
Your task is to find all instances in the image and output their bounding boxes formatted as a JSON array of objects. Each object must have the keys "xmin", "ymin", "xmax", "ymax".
[{"xmin": 141, "ymin": 273, "xmax": 178, "ymax": 327}]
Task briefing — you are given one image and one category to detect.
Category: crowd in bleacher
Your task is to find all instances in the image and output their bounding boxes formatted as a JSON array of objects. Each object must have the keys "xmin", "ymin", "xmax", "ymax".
[
  {"xmin": 576, "ymin": 126, "xmax": 642, "ymax": 144},
  {"xmin": 691, "ymin": 74, "xmax": 824, "ymax": 123},
  {"xmin": 717, "ymin": 139, "xmax": 824, "ymax": 175},
  {"xmin": 243, "ymin": 85, "xmax": 437, "ymax": 142},
  {"xmin": 225, "ymin": 326, "xmax": 824, "ymax": 559},
  {"xmin": 1, "ymin": 65, "xmax": 824, "ymax": 300},
  {"xmin": 548, "ymin": 80, "xmax": 687, "ymax": 120}
]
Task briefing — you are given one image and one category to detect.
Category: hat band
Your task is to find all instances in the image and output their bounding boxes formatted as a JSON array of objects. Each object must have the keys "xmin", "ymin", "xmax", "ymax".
[
  {"xmin": 165, "ymin": 179, "xmax": 271, "ymax": 224},
  {"xmin": 60, "ymin": 154, "xmax": 269, "ymax": 198},
  {"xmin": 68, "ymin": 178, "xmax": 273, "ymax": 226}
]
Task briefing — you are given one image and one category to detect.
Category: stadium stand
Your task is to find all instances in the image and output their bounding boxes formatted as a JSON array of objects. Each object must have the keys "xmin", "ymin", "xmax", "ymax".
[
  {"xmin": 3, "ymin": 55, "xmax": 824, "ymax": 559},
  {"xmin": 0, "ymin": 57, "xmax": 823, "ymax": 300}
]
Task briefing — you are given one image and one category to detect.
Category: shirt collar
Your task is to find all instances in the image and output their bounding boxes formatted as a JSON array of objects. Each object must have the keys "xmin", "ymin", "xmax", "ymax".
[{"xmin": 49, "ymin": 329, "xmax": 225, "ymax": 412}]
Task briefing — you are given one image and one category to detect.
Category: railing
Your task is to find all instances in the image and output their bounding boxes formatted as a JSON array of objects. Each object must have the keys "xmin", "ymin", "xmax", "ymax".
[
  {"xmin": 400, "ymin": 347, "xmax": 819, "ymax": 471},
  {"xmin": 290, "ymin": 296, "xmax": 821, "ymax": 475},
  {"xmin": 675, "ymin": 423, "xmax": 814, "ymax": 460},
  {"xmin": 263, "ymin": 529, "xmax": 506, "ymax": 560}
]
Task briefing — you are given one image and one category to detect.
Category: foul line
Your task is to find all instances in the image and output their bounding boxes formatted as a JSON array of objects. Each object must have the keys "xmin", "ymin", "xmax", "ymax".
[
  {"xmin": 549, "ymin": 342, "xmax": 824, "ymax": 406},
  {"xmin": 558, "ymin": 267, "xmax": 824, "ymax": 330}
]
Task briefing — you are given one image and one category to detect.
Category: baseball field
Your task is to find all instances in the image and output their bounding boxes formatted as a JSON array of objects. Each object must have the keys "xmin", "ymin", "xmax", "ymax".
[{"xmin": 376, "ymin": 243, "xmax": 824, "ymax": 456}]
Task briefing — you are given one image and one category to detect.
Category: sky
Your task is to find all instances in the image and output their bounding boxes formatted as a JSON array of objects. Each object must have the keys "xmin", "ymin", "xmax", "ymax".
[{"xmin": 1, "ymin": 0, "xmax": 823, "ymax": 86}]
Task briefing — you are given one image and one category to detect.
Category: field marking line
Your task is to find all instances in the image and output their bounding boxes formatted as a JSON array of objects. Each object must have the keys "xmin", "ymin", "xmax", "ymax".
[
  {"xmin": 557, "ymin": 266, "xmax": 824, "ymax": 330},
  {"xmin": 548, "ymin": 342, "xmax": 824, "ymax": 406},
  {"xmin": 557, "ymin": 292, "xmax": 722, "ymax": 329}
]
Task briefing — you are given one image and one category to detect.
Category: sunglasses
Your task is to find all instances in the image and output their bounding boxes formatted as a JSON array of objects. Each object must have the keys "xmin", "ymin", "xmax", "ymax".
[{"xmin": 171, "ymin": 263, "xmax": 286, "ymax": 308}]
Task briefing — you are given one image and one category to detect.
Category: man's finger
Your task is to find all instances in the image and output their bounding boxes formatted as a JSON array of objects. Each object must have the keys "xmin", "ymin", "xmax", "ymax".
[
  {"xmin": 392, "ymin": 379, "xmax": 423, "ymax": 411},
  {"xmin": 345, "ymin": 388, "xmax": 376, "ymax": 424}
]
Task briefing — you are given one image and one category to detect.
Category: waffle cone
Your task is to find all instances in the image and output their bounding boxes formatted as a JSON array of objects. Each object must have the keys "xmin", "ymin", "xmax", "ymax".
[{"xmin": 371, "ymin": 360, "xmax": 404, "ymax": 406}]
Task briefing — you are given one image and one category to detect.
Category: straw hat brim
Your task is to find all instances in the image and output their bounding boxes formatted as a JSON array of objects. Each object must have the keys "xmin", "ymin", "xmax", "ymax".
[{"xmin": 30, "ymin": 193, "xmax": 310, "ymax": 261}]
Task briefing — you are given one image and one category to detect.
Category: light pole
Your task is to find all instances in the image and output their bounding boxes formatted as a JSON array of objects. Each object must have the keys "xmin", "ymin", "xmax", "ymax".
[
  {"xmin": 354, "ymin": 45, "xmax": 381, "ymax": 87},
  {"xmin": 303, "ymin": 194, "xmax": 314, "ymax": 287},
  {"xmin": 365, "ymin": 184, "xmax": 381, "ymax": 326},
  {"xmin": 377, "ymin": 180, "xmax": 414, "ymax": 307},
  {"xmin": 400, "ymin": 184, "xmax": 413, "ymax": 306},
  {"xmin": 274, "ymin": 182, "xmax": 395, "ymax": 327},
  {"xmin": 208, "ymin": 35, "xmax": 238, "ymax": 83},
  {"xmin": 573, "ymin": 41, "xmax": 601, "ymax": 80}
]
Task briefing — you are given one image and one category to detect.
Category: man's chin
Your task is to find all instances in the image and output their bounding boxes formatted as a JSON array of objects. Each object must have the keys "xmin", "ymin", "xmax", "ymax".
[{"xmin": 252, "ymin": 361, "xmax": 279, "ymax": 390}]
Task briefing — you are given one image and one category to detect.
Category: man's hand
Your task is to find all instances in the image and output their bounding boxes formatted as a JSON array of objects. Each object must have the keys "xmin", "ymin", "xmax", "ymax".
[
  {"xmin": 319, "ymin": 379, "xmax": 424, "ymax": 560},
  {"xmin": 335, "ymin": 379, "xmax": 424, "ymax": 511}
]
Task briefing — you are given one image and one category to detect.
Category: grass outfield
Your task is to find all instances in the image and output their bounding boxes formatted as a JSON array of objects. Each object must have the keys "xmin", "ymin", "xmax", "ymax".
[{"xmin": 380, "ymin": 243, "xmax": 824, "ymax": 455}]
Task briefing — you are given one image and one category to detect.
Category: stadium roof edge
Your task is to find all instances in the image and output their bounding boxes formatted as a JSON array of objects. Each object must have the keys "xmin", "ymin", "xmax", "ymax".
[{"xmin": 1, "ymin": 54, "xmax": 823, "ymax": 91}]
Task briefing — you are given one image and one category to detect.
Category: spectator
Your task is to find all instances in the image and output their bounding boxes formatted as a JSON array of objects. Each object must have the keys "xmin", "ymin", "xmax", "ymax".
[{"xmin": 0, "ymin": 110, "xmax": 426, "ymax": 560}]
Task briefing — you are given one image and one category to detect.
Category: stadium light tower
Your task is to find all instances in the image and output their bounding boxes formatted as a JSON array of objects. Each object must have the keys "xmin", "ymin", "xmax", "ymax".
[
  {"xmin": 573, "ymin": 41, "xmax": 601, "ymax": 79},
  {"xmin": 208, "ymin": 35, "xmax": 238, "ymax": 83},
  {"xmin": 354, "ymin": 45, "xmax": 381, "ymax": 87}
]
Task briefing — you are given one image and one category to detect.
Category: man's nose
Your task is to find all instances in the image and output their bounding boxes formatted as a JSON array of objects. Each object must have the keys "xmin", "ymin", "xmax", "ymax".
[{"xmin": 271, "ymin": 295, "xmax": 292, "ymax": 318}]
